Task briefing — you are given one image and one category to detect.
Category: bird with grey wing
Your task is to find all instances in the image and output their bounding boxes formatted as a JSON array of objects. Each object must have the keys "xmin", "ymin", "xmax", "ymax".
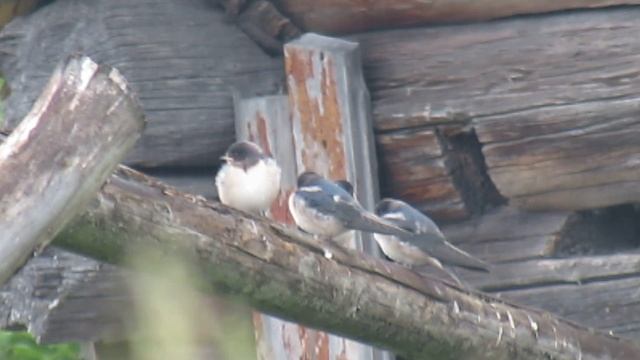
[
  {"xmin": 374, "ymin": 198, "xmax": 490, "ymax": 285},
  {"xmin": 215, "ymin": 141, "xmax": 282, "ymax": 215},
  {"xmin": 289, "ymin": 171, "xmax": 410, "ymax": 258}
]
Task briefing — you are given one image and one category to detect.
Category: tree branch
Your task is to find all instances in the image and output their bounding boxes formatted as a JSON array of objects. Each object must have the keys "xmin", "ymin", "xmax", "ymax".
[
  {"xmin": 0, "ymin": 56, "xmax": 146, "ymax": 285},
  {"xmin": 53, "ymin": 166, "xmax": 640, "ymax": 360}
]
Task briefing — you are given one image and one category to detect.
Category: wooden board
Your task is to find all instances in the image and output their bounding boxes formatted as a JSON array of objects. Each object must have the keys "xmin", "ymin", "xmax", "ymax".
[{"xmin": 0, "ymin": 0, "xmax": 284, "ymax": 167}]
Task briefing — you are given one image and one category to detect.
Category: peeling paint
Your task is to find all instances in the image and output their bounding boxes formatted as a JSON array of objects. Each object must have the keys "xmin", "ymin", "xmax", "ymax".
[{"xmin": 285, "ymin": 47, "xmax": 347, "ymax": 180}]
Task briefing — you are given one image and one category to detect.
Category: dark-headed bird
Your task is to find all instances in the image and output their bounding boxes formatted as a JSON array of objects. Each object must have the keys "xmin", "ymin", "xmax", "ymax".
[
  {"xmin": 215, "ymin": 141, "xmax": 281, "ymax": 214},
  {"xmin": 288, "ymin": 172, "xmax": 410, "ymax": 240},
  {"xmin": 374, "ymin": 198, "xmax": 490, "ymax": 274}
]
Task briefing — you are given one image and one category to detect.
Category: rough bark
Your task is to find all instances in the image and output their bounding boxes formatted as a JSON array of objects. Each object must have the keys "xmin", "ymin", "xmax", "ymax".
[
  {"xmin": 272, "ymin": 0, "xmax": 640, "ymax": 34},
  {"xmin": 0, "ymin": 55, "xmax": 145, "ymax": 285},
  {"xmin": 48, "ymin": 165, "xmax": 640, "ymax": 360},
  {"xmin": 0, "ymin": 247, "xmax": 132, "ymax": 343},
  {"xmin": 0, "ymin": 0, "xmax": 284, "ymax": 167}
]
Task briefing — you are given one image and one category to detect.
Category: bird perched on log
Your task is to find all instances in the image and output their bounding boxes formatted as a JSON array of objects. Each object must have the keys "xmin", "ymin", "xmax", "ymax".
[
  {"xmin": 289, "ymin": 172, "xmax": 410, "ymax": 256},
  {"xmin": 374, "ymin": 198, "xmax": 490, "ymax": 274},
  {"xmin": 215, "ymin": 141, "xmax": 281, "ymax": 215}
]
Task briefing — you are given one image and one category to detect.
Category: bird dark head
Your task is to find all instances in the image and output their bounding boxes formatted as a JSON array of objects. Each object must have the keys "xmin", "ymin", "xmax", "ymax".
[
  {"xmin": 297, "ymin": 171, "xmax": 323, "ymax": 187},
  {"xmin": 222, "ymin": 141, "xmax": 264, "ymax": 170},
  {"xmin": 375, "ymin": 198, "xmax": 406, "ymax": 216}
]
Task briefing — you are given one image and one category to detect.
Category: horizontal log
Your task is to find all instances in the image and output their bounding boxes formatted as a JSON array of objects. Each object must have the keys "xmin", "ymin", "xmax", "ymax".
[
  {"xmin": 49, "ymin": 165, "xmax": 640, "ymax": 359},
  {"xmin": 462, "ymin": 253, "xmax": 640, "ymax": 291},
  {"xmin": 500, "ymin": 274, "xmax": 640, "ymax": 338},
  {"xmin": 0, "ymin": 0, "xmax": 284, "ymax": 167},
  {"xmin": 376, "ymin": 127, "xmax": 468, "ymax": 221},
  {"xmin": 0, "ymin": 247, "xmax": 132, "ymax": 343},
  {"xmin": 272, "ymin": 0, "xmax": 640, "ymax": 34},
  {"xmin": 356, "ymin": 8, "xmax": 640, "ymax": 211},
  {"xmin": 48, "ymin": 165, "xmax": 640, "ymax": 359},
  {"xmin": 442, "ymin": 207, "xmax": 572, "ymax": 263},
  {"xmin": 0, "ymin": 55, "xmax": 145, "ymax": 285}
]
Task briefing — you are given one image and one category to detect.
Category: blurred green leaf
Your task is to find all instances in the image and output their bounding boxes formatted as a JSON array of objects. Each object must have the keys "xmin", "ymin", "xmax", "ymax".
[{"xmin": 0, "ymin": 331, "xmax": 80, "ymax": 360}]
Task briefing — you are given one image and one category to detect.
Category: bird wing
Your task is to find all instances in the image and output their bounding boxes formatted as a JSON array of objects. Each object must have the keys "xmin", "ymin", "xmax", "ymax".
[
  {"xmin": 383, "ymin": 208, "xmax": 490, "ymax": 272},
  {"xmin": 332, "ymin": 197, "xmax": 412, "ymax": 237},
  {"xmin": 406, "ymin": 232, "xmax": 490, "ymax": 272}
]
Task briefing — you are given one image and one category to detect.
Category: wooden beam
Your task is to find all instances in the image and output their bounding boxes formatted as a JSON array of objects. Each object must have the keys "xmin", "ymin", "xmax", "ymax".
[
  {"xmin": 49, "ymin": 165, "xmax": 640, "ymax": 360},
  {"xmin": 284, "ymin": 33, "xmax": 391, "ymax": 359},
  {"xmin": 272, "ymin": 0, "xmax": 640, "ymax": 34},
  {"xmin": 0, "ymin": 55, "xmax": 145, "ymax": 285}
]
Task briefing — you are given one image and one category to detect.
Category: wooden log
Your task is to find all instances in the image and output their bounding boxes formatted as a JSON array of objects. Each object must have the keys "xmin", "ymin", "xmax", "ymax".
[
  {"xmin": 376, "ymin": 127, "xmax": 468, "ymax": 221},
  {"xmin": 498, "ymin": 274, "xmax": 640, "ymax": 339},
  {"xmin": 0, "ymin": 0, "xmax": 284, "ymax": 167},
  {"xmin": 49, "ymin": 165, "xmax": 640, "ymax": 360},
  {"xmin": 272, "ymin": 0, "xmax": 640, "ymax": 34},
  {"xmin": 0, "ymin": 55, "xmax": 145, "ymax": 285},
  {"xmin": 355, "ymin": 8, "xmax": 640, "ymax": 211},
  {"xmin": 441, "ymin": 207, "xmax": 572, "ymax": 263},
  {"xmin": 237, "ymin": 0, "xmax": 301, "ymax": 55},
  {"xmin": 376, "ymin": 125, "xmax": 504, "ymax": 221},
  {"xmin": 462, "ymin": 253, "xmax": 640, "ymax": 292},
  {"xmin": 0, "ymin": 246, "xmax": 133, "ymax": 343}
]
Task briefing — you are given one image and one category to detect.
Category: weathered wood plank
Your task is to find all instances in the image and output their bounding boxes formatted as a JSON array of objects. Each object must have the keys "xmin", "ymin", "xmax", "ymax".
[
  {"xmin": 355, "ymin": 8, "xmax": 640, "ymax": 211},
  {"xmin": 50, "ymin": 165, "xmax": 640, "ymax": 360},
  {"xmin": 272, "ymin": 0, "xmax": 640, "ymax": 34},
  {"xmin": 277, "ymin": 32, "xmax": 391, "ymax": 359},
  {"xmin": 0, "ymin": 0, "xmax": 284, "ymax": 167},
  {"xmin": 0, "ymin": 55, "xmax": 145, "ymax": 285}
]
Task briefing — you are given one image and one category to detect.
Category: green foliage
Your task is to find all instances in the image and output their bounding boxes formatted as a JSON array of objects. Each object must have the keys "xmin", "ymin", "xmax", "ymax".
[{"xmin": 0, "ymin": 331, "xmax": 80, "ymax": 360}]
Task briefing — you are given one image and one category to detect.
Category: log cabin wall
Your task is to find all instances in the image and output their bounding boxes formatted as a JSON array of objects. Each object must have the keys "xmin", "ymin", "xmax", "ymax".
[{"xmin": 2, "ymin": 0, "xmax": 640, "ymax": 351}]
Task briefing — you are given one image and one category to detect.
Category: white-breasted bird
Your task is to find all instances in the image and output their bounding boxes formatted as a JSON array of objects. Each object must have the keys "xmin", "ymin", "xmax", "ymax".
[
  {"xmin": 215, "ymin": 141, "xmax": 281, "ymax": 214},
  {"xmin": 374, "ymin": 198, "xmax": 490, "ymax": 273},
  {"xmin": 288, "ymin": 172, "xmax": 410, "ymax": 239}
]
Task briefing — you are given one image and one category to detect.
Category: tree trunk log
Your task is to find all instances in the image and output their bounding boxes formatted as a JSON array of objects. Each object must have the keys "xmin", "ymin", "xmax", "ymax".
[
  {"xmin": 0, "ymin": 56, "xmax": 145, "ymax": 285},
  {"xmin": 52, "ymin": 166, "xmax": 640, "ymax": 360},
  {"xmin": 273, "ymin": 0, "xmax": 640, "ymax": 34}
]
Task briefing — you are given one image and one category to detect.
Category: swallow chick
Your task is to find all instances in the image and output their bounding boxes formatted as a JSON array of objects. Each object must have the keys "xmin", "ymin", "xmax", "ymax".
[
  {"xmin": 288, "ymin": 172, "xmax": 409, "ymax": 257},
  {"xmin": 374, "ymin": 198, "xmax": 490, "ymax": 279},
  {"xmin": 289, "ymin": 172, "xmax": 410, "ymax": 237},
  {"xmin": 215, "ymin": 141, "xmax": 281, "ymax": 215}
]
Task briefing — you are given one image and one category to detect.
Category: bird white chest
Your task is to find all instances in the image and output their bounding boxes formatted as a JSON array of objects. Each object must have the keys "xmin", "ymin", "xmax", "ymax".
[
  {"xmin": 215, "ymin": 159, "xmax": 281, "ymax": 214},
  {"xmin": 288, "ymin": 192, "xmax": 345, "ymax": 237}
]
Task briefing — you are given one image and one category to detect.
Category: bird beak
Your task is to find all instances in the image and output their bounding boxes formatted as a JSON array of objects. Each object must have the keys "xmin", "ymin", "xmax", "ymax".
[{"xmin": 220, "ymin": 155, "xmax": 231, "ymax": 162}]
